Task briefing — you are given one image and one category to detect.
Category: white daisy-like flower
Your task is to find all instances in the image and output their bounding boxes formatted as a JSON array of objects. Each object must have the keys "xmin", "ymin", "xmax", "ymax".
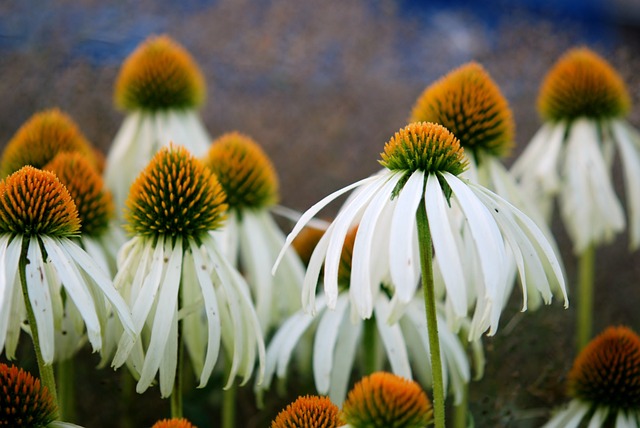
[
  {"xmin": 511, "ymin": 47, "xmax": 640, "ymax": 254},
  {"xmin": 203, "ymin": 132, "xmax": 304, "ymax": 332},
  {"xmin": 543, "ymin": 326, "xmax": 640, "ymax": 428},
  {"xmin": 111, "ymin": 144, "xmax": 265, "ymax": 398},
  {"xmin": 105, "ymin": 35, "xmax": 211, "ymax": 215},
  {"xmin": 274, "ymin": 122, "xmax": 567, "ymax": 339},
  {"xmin": 0, "ymin": 166, "xmax": 134, "ymax": 364}
]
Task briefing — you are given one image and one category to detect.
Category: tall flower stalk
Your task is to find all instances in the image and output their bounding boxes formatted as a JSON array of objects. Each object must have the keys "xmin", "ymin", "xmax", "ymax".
[{"xmin": 274, "ymin": 122, "xmax": 567, "ymax": 427}]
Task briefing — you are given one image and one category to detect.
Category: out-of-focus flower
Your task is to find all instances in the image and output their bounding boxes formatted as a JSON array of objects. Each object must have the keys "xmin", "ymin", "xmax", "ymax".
[
  {"xmin": 105, "ymin": 35, "xmax": 211, "ymax": 215},
  {"xmin": 151, "ymin": 418, "xmax": 197, "ymax": 428}
]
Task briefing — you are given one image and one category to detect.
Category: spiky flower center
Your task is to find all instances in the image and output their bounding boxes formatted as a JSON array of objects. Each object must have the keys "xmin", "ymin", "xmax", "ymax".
[
  {"xmin": 538, "ymin": 47, "xmax": 630, "ymax": 122},
  {"xmin": 0, "ymin": 109, "xmax": 99, "ymax": 178},
  {"xmin": 151, "ymin": 418, "xmax": 197, "ymax": 428},
  {"xmin": 271, "ymin": 395, "xmax": 342, "ymax": 428},
  {"xmin": 568, "ymin": 326, "xmax": 640, "ymax": 410},
  {"xmin": 380, "ymin": 122, "xmax": 467, "ymax": 176},
  {"xmin": 115, "ymin": 34, "xmax": 206, "ymax": 111},
  {"xmin": 0, "ymin": 363, "xmax": 57, "ymax": 428},
  {"xmin": 204, "ymin": 132, "xmax": 279, "ymax": 210},
  {"xmin": 44, "ymin": 152, "xmax": 114, "ymax": 237},
  {"xmin": 0, "ymin": 166, "xmax": 80, "ymax": 237},
  {"xmin": 342, "ymin": 372, "xmax": 433, "ymax": 428},
  {"xmin": 410, "ymin": 62, "xmax": 514, "ymax": 158},
  {"xmin": 125, "ymin": 144, "xmax": 227, "ymax": 238}
]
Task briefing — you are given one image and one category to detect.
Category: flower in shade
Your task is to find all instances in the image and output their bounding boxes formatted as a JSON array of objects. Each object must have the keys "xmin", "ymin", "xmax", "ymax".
[
  {"xmin": 511, "ymin": 47, "xmax": 640, "ymax": 253},
  {"xmin": 544, "ymin": 326, "xmax": 640, "ymax": 427},
  {"xmin": 111, "ymin": 144, "xmax": 265, "ymax": 397},
  {"xmin": 105, "ymin": 34, "xmax": 211, "ymax": 214},
  {"xmin": 262, "ymin": 226, "xmax": 472, "ymax": 405},
  {"xmin": 0, "ymin": 166, "xmax": 134, "ymax": 363},
  {"xmin": 0, "ymin": 109, "xmax": 100, "ymax": 178},
  {"xmin": 204, "ymin": 131, "xmax": 304, "ymax": 331},
  {"xmin": 341, "ymin": 372, "xmax": 433, "ymax": 428},
  {"xmin": 274, "ymin": 122, "xmax": 567, "ymax": 339},
  {"xmin": 271, "ymin": 395, "xmax": 343, "ymax": 428},
  {"xmin": 151, "ymin": 418, "xmax": 197, "ymax": 428}
]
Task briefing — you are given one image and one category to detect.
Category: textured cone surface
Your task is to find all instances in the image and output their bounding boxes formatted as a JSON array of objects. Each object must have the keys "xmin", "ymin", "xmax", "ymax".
[
  {"xmin": 0, "ymin": 363, "xmax": 58, "ymax": 428},
  {"xmin": 271, "ymin": 395, "xmax": 342, "ymax": 428}
]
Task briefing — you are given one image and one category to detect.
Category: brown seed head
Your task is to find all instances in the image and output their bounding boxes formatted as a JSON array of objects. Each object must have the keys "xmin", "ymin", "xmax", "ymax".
[{"xmin": 0, "ymin": 362, "xmax": 58, "ymax": 427}]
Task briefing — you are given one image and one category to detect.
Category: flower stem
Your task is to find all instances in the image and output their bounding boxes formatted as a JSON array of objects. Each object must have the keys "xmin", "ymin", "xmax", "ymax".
[
  {"xmin": 416, "ymin": 198, "xmax": 446, "ymax": 428},
  {"xmin": 56, "ymin": 359, "xmax": 75, "ymax": 422},
  {"xmin": 222, "ymin": 361, "xmax": 236, "ymax": 428},
  {"xmin": 452, "ymin": 378, "xmax": 469, "ymax": 428},
  {"xmin": 18, "ymin": 240, "xmax": 59, "ymax": 408},
  {"xmin": 363, "ymin": 316, "xmax": 377, "ymax": 375},
  {"xmin": 577, "ymin": 244, "xmax": 595, "ymax": 351},
  {"xmin": 171, "ymin": 330, "xmax": 184, "ymax": 418}
]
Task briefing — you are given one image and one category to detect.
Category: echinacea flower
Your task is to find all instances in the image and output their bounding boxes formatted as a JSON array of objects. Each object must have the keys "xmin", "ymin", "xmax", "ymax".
[
  {"xmin": 274, "ymin": 122, "xmax": 567, "ymax": 338},
  {"xmin": 204, "ymin": 131, "xmax": 304, "ymax": 331},
  {"xmin": 262, "ymin": 227, "xmax": 471, "ymax": 406},
  {"xmin": 271, "ymin": 395, "xmax": 343, "ymax": 428},
  {"xmin": 111, "ymin": 144, "xmax": 265, "ymax": 398},
  {"xmin": 0, "ymin": 166, "xmax": 134, "ymax": 364},
  {"xmin": 511, "ymin": 47, "xmax": 640, "ymax": 254},
  {"xmin": 544, "ymin": 326, "xmax": 640, "ymax": 427},
  {"xmin": 0, "ymin": 362, "xmax": 80, "ymax": 428},
  {"xmin": 0, "ymin": 109, "xmax": 100, "ymax": 178},
  {"xmin": 105, "ymin": 35, "xmax": 211, "ymax": 214},
  {"xmin": 341, "ymin": 372, "xmax": 433, "ymax": 428},
  {"xmin": 151, "ymin": 418, "xmax": 197, "ymax": 428}
]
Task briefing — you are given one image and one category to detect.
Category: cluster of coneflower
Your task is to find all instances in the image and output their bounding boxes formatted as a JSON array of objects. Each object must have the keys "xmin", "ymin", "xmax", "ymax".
[{"xmin": 0, "ymin": 34, "xmax": 639, "ymax": 428}]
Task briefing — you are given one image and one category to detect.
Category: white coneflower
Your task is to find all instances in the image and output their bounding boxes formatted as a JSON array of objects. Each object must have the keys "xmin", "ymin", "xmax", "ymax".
[
  {"xmin": 544, "ymin": 326, "xmax": 640, "ymax": 427},
  {"xmin": 0, "ymin": 167, "xmax": 134, "ymax": 403},
  {"xmin": 274, "ymin": 122, "xmax": 566, "ymax": 427},
  {"xmin": 512, "ymin": 47, "xmax": 640, "ymax": 253},
  {"xmin": 262, "ymin": 227, "xmax": 471, "ymax": 406},
  {"xmin": 111, "ymin": 145, "xmax": 265, "ymax": 407},
  {"xmin": 105, "ymin": 35, "xmax": 211, "ymax": 215},
  {"xmin": 204, "ymin": 132, "xmax": 304, "ymax": 331}
]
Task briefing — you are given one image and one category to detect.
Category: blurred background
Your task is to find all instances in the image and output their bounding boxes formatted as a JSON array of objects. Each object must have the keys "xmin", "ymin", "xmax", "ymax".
[{"xmin": 0, "ymin": 0, "xmax": 639, "ymax": 426}]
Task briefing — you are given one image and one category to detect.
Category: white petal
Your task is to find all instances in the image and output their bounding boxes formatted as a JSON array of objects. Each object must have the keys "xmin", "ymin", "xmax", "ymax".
[
  {"xmin": 374, "ymin": 296, "xmax": 411, "ymax": 379},
  {"xmin": 158, "ymin": 304, "xmax": 178, "ymax": 398},
  {"xmin": 313, "ymin": 294, "xmax": 349, "ymax": 394},
  {"xmin": 302, "ymin": 227, "xmax": 331, "ymax": 313},
  {"xmin": 587, "ymin": 407, "xmax": 608, "ymax": 428},
  {"xmin": 328, "ymin": 312, "xmax": 362, "ymax": 406},
  {"xmin": 0, "ymin": 235, "xmax": 21, "ymax": 352},
  {"xmin": 25, "ymin": 238, "xmax": 55, "ymax": 363},
  {"xmin": 543, "ymin": 400, "xmax": 590, "ymax": 428},
  {"xmin": 425, "ymin": 173, "xmax": 468, "ymax": 317},
  {"xmin": 611, "ymin": 120, "xmax": 640, "ymax": 249}
]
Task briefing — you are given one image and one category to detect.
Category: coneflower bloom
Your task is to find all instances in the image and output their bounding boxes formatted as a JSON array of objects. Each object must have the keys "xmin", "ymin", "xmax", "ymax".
[
  {"xmin": 151, "ymin": 418, "xmax": 197, "ymax": 428},
  {"xmin": 271, "ymin": 395, "xmax": 342, "ymax": 428},
  {"xmin": 105, "ymin": 35, "xmax": 211, "ymax": 214},
  {"xmin": 511, "ymin": 47, "xmax": 640, "ymax": 253},
  {"xmin": 341, "ymin": 372, "xmax": 433, "ymax": 428},
  {"xmin": 0, "ymin": 362, "xmax": 79, "ymax": 428},
  {"xmin": 262, "ymin": 227, "xmax": 471, "ymax": 406},
  {"xmin": 204, "ymin": 132, "xmax": 304, "ymax": 331},
  {"xmin": 274, "ymin": 122, "xmax": 566, "ymax": 338},
  {"xmin": 544, "ymin": 326, "xmax": 640, "ymax": 427},
  {"xmin": 0, "ymin": 109, "xmax": 100, "ymax": 178},
  {"xmin": 111, "ymin": 144, "xmax": 265, "ymax": 399},
  {"xmin": 0, "ymin": 166, "xmax": 134, "ymax": 365}
]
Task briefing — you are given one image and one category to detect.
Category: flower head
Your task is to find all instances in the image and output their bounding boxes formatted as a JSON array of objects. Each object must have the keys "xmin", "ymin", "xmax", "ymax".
[
  {"xmin": 151, "ymin": 418, "xmax": 197, "ymax": 428},
  {"xmin": 44, "ymin": 152, "xmax": 114, "ymax": 237},
  {"xmin": 0, "ymin": 109, "xmax": 99, "ymax": 178},
  {"xmin": 538, "ymin": 47, "xmax": 630, "ymax": 122},
  {"xmin": 0, "ymin": 363, "xmax": 57, "ymax": 427},
  {"xmin": 115, "ymin": 35, "xmax": 206, "ymax": 111},
  {"xmin": 125, "ymin": 144, "xmax": 227, "ymax": 238},
  {"xmin": 410, "ymin": 62, "xmax": 514, "ymax": 158},
  {"xmin": 342, "ymin": 372, "xmax": 433, "ymax": 428},
  {"xmin": 271, "ymin": 395, "xmax": 342, "ymax": 428},
  {"xmin": 204, "ymin": 131, "xmax": 279, "ymax": 210}
]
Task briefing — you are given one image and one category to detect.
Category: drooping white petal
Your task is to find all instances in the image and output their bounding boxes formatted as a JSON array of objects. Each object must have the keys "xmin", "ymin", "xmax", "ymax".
[
  {"xmin": 389, "ymin": 171, "xmax": 423, "ymax": 304},
  {"xmin": 587, "ymin": 407, "xmax": 608, "ymax": 428},
  {"xmin": 158, "ymin": 302, "xmax": 179, "ymax": 398},
  {"xmin": 542, "ymin": 400, "xmax": 590, "ymax": 428},
  {"xmin": 425, "ymin": 173, "xmax": 468, "ymax": 317},
  {"xmin": 313, "ymin": 294, "xmax": 349, "ymax": 394},
  {"xmin": 610, "ymin": 120, "xmax": 640, "ymax": 249},
  {"xmin": 0, "ymin": 235, "xmax": 21, "ymax": 353},
  {"xmin": 25, "ymin": 238, "xmax": 55, "ymax": 363},
  {"xmin": 328, "ymin": 312, "xmax": 362, "ymax": 406},
  {"xmin": 137, "ymin": 237, "xmax": 183, "ymax": 393},
  {"xmin": 273, "ymin": 175, "xmax": 381, "ymax": 273},
  {"xmin": 302, "ymin": 228, "xmax": 332, "ymax": 313},
  {"xmin": 374, "ymin": 295, "xmax": 411, "ymax": 379}
]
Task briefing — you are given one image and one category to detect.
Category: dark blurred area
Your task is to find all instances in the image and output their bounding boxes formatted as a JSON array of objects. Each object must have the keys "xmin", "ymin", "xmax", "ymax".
[{"xmin": 0, "ymin": 1, "xmax": 639, "ymax": 427}]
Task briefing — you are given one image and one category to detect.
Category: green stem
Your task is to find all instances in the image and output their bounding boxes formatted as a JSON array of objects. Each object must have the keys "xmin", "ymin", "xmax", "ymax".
[
  {"xmin": 18, "ymin": 239, "xmax": 59, "ymax": 408},
  {"xmin": 577, "ymin": 245, "xmax": 595, "ymax": 351},
  {"xmin": 452, "ymin": 367, "xmax": 469, "ymax": 428},
  {"xmin": 416, "ymin": 199, "xmax": 446, "ymax": 428},
  {"xmin": 56, "ymin": 358, "xmax": 75, "ymax": 422},
  {"xmin": 170, "ymin": 330, "xmax": 184, "ymax": 418},
  {"xmin": 222, "ymin": 361, "xmax": 236, "ymax": 428},
  {"xmin": 363, "ymin": 316, "xmax": 377, "ymax": 375}
]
